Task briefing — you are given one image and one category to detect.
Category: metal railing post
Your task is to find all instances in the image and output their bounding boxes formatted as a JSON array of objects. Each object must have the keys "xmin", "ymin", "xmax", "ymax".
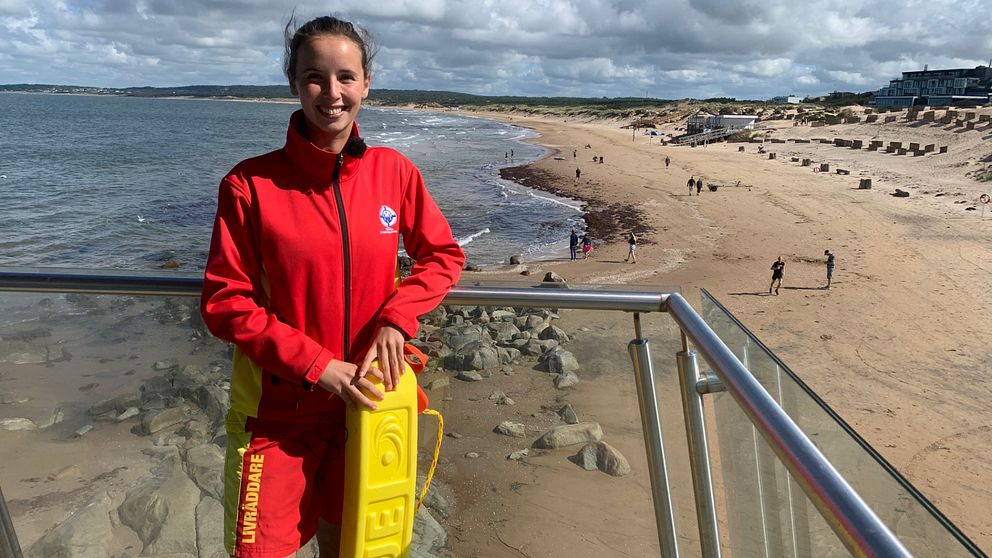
[
  {"xmin": 628, "ymin": 313, "xmax": 680, "ymax": 558},
  {"xmin": 676, "ymin": 341, "xmax": 722, "ymax": 558},
  {"xmin": 0, "ymin": 486, "xmax": 23, "ymax": 558}
]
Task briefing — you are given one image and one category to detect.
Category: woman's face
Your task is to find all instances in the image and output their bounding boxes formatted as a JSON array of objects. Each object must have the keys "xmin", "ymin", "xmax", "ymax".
[{"xmin": 289, "ymin": 35, "xmax": 370, "ymax": 153}]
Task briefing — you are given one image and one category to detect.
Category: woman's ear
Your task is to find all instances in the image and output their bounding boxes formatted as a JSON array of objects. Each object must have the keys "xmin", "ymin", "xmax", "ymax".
[{"xmin": 289, "ymin": 79, "xmax": 299, "ymax": 97}]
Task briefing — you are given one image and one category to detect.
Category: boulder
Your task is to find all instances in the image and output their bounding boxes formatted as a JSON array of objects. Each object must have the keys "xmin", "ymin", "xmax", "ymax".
[
  {"xmin": 546, "ymin": 350, "xmax": 579, "ymax": 374},
  {"xmin": 117, "ymin": 456, "xmax": 201, "ymax": 555},
  {"xmin": 533, "ymin": 422, "xmax": 603, "ymax": 449},
  {"xmin": 494, "ymin": 421, "xmax": 526, "ymax": 438},
  {"xmin": 26, "ymin": 492, "xmax": 115, "ymax": 558}
]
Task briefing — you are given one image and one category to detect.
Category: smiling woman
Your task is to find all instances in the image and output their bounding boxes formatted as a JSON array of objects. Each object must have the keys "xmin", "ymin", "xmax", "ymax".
[{"xmin": 199, "ymin": 14, "xmax": 464, "ymax": 558}]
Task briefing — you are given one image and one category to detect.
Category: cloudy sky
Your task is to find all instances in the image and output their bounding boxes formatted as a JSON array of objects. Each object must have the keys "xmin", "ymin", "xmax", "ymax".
[{"xmin": 1, "ymin": 0, "xmax": 990, "ymax": 99}]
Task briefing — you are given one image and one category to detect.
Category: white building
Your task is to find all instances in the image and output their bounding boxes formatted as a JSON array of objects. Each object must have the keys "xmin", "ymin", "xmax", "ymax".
[{"xmin": 687, "ymin": 113, "xmax": 759, "ymax": 135}]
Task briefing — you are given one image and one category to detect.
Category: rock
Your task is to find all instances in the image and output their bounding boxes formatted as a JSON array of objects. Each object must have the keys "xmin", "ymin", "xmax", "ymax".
[
  {"xmin": 542, "ymin": 271, "xmax": 566, "ymax": 283},
  {"xmin": 538, "ymin": 325, "xmax": 570, "ymax": 343},
  {"xmin": 446, "ymin": 432, "xmax": 463, "ymax": 439},
  {"xmin": 141, "ymin": 406, "xmax": 188, "ymax": 435},
  {"xmin": 496, "ymin": 346, "xmax": 521, "ymax": 365},
  {"xmin": 118, "ymin": 456, "xmax": 201, "ymax": 555},
  {"xmin": 465, "ymin": 452, "xmax": 480, "ymax": 459},
  {"xmin": 489, "ymin": 391, "xmax": 515, "ymax": 405},
  {"xmin": 507, "ymin": 449, "xmax": 531, "ymax": 461},
  {"xmin": 193, "ymin": 384, "xmax": 229, "ymax": 426},
  {"xmin": 153, "ymin": 359, "xmax": 179, "ymax": 371},
  {"xmin": 73, "ymin": 425, "xmax": 94, "ymax": 437},
  {"xmin": 522, "ymin": 314, "xmax": 547, "ymax": 330},
  {"xmin": 547, "ymin": 350, "xmax": 579, "ymax": 374},
  {"xmin": 427, "ymin": 377, "xmax": 450, "ymax": 390},
  {"xmin": 594, "ymin": 441, "xmax": 632, "ymax": 477},
  {"xmin": 449, "ymin": 341, "xmax": 500, "ymax": 371},
  {"xmin": 25, "ymin": 491, "xmax": 114, "ymax": 558},
  {"xmin": 533, "ymin": 422, "xmax": 603, "ymax": 449},
  {"xmin": 494, "ymin": 421, "xmax": 526, "ymax": 438},
  {"xmin": 464, "ymin": 262, "xmax": 482, "ymax": 272},
  {"xmin": 195, "ymin": 496, "xmax": 226, "ymax": 558},
  {"xmin": 485, "ymin": 321, "xmax": 520, "ymax": 343},
  {"xmin": 509, "ymin": 254, "xmax": 524, "ymax": 264},
  {"xmin": 490, "ymin": 310, "xmax": 517, "ymax": 322},
  {"xmin": 88, "ymin": 394, "xmax": 141, "ymax": 416},
  {"xmin": 892, "ymin": 189, "xmax": 910, "ymax": 197},
  {"xmin": 1, "ymin": 417, "xmax": 37, "ymax": 431},
  {"xmin": 571, "ymin": 444, "xmax": 600, "ymax": 470},
  {"xmin": 571, "ymin": 442, "xmax": 631, "ymax": 476},
  {"xmin": 559, "ymin": 403, "xmax": 579, "ymax": 424},
  {"xmin": 416, "ymin": 475, "xmax": 451, "ymax": 519},
  {"xmin": 410, "ymin": 505, "xmax": 447, "ymax": 556},
  {"xmin": 116, "ymin": 407, "xmax": 140, "ymax": 422},
  {"xmin": 185, "ymin": 443, "xmax": 225, "ymax": 501},
  {"xmin": 455, "ymin": 370, "xmax": 483, "ymax": 382},
  {"xmin": 554, "ymin": 371, "xmax": 580, "ymax": 389}
]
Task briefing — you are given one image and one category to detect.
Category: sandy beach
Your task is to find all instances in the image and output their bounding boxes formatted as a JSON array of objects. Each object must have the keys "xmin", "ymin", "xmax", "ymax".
[
  {"xmin": 442, "ymin": 106, "xmax": 992, "ymax": 553},
  {"xmin": 2, "ymin": 105, "xmax": 990, "ymax": 557}
]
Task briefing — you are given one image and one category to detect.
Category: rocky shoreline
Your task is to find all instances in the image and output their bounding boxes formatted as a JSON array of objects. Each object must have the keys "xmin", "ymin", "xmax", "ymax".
[{"xmin": 499, "ymin": 163, "xmax": 655, "ymax": 245}]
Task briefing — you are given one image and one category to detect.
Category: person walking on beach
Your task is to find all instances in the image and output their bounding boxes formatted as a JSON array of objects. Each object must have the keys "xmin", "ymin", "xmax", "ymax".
[
  {"xmin": 665, "ymin": 156, "xmax": 671, "ymax": 168},
  {"xmin": 581, "ymin": 234, "xmax": 593, "ymax": 258},
  {"xmin": 824, "ymin": 249, "xmax": 835, "ymax": 289},
  {"xmin": 769, "ymin": 256, "xmax": 785, "ymax": 295},
  {"xmin": 573, "ymin": 149, "xmax": 577, "ymax": 159},
  {"xmin": 569, "ymin": 229, "xmax": 579, "ymax": 261},
  {"xmin": 687, "ymin": 176, "xmax": 695, "ymax": 196},
  {"xmin": 625, "ymin": 232, "xmax": 637, "ymax": 263},
  {"xmin": 575, "ymin": 167, "xmax": 582, "ymax": 182},
  {"xmin": 696, "ymin": 178, "xmax": 702, "ymax": 195},
  {"xmin": 200, "ymin": 15, "xmax": 464, "ymax": 557}
]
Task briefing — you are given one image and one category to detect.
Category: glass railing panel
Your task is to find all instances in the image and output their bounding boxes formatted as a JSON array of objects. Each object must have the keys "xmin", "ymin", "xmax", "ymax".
[
  {"xmin": 1, "ymin": 281, "xmax": 680, "ymax": 557},
  {"xmin": 700, "ymin": 289, "xmax": 984, "ymax": 557},
  {"xmin": 428, "ymin": 298, "xmax": 671, "ymax": 557},
  {"xmin": 0, "ymin": 291, "xmax": 228, "ymax": 556}
]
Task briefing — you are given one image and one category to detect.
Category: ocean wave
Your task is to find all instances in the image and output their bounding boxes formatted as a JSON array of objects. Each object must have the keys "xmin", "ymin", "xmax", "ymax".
[
  {"xmin": 527, "ymin": 191, "xmax": 584, "ymax": 211},
  {"xmin": 457, "ymin": 228, "xmax": 491, "ymax": 246}
]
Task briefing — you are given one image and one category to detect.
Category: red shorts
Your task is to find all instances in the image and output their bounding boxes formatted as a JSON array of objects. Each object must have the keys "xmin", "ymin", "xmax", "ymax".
[{"xmin": 224, "ymin": 407, "xmax": 346, "ymax": 557}]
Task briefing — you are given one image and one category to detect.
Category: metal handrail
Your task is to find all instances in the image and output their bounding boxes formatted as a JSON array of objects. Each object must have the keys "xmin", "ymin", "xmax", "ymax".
[{"xmin": 0, "ymin": 266, "xmax": 909, "ymax": 557}]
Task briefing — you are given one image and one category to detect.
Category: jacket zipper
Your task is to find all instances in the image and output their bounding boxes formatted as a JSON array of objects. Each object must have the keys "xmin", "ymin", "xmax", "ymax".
[{"xmin": 331, "ymin": 153, "xmax": 351, "ymax": 360}]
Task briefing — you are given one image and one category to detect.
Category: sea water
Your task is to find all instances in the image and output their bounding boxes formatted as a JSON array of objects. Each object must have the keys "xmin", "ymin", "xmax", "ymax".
[{"xmin": 0, "ymin": 93, "xmax": 583, "ymax": 270}]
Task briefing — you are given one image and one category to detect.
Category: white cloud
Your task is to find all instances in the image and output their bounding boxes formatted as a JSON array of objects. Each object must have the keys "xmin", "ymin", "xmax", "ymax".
[{"xmin": 0, "ymin": 0, "xmax": 990, "ymax": 98}]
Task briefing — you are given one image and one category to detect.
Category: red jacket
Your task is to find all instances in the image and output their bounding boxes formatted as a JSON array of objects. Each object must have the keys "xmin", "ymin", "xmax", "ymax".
[{"xmin": 201, "ymin": 110, "xmax": 464, "ymax": 420}]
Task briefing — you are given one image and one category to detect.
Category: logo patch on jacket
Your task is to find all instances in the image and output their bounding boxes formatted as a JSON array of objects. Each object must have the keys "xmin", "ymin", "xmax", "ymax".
[{"xmin": 379, "ymin": 205, "xmax": 398, "ymax": 234}]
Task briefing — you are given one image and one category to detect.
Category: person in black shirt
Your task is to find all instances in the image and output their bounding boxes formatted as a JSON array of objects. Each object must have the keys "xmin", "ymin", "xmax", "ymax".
[
  {"xmin": 569, "ymin": 229, "xmax": 579, "ymax": 261},
  {"xmin": 769, "ymin": 256, "xmax": 785, "ymax": 295},
  {"xmin": 824, "ymin": 250, "xmax": 835, "ymax": 289}
]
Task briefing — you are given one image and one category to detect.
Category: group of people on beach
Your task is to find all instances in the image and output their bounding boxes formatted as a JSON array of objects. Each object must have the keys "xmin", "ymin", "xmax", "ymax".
[
  {"xmin": 567, "ymin": 229, "xmax": 637, "ymax": 263},
  {"xmin": 769, "ymin": 250, "xmax": 835, "ymax": 294},
  {"xmin": 568, "ymin": 229, "xmax": 594, "ymax": 260}
]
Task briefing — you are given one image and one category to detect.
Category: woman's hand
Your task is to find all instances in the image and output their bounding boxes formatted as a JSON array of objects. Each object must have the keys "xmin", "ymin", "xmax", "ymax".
[
  {"xmin": 317, "ymin": 359, "xmax": 384, "ymax": 410},
  {"xmin": 358, "ymin": 325, "xmax": 406, "ymax": 391}
]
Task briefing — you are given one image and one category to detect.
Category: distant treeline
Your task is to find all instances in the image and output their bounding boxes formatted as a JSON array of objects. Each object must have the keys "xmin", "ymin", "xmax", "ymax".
[{"xmin": 0, "ymin": 83, "xmax": 874, "ymax": 108}]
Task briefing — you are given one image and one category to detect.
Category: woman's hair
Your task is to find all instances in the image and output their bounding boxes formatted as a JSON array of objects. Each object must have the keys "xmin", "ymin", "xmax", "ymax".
[{"xmin": 284, "ymin": 15, "xmax": 377, "ymax": 81}]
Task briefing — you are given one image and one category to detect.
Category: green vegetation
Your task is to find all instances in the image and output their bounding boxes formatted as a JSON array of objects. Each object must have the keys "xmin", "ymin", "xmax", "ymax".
[{"xmin": 1, "ymin": 83, "xmax": 875, "ymax": 128}]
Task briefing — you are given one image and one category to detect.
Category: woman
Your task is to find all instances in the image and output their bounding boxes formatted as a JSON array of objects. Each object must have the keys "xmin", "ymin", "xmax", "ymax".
[
  {"xmin": 581, "ymin": 234, "xmax": 593, "ymax": 258},
  {"xmin": 624, "ymin": 232, "xmax": 637, "ymax": 263},
  {"xmin": 200, "ymin": 15, "xmax": 464, "ymax": 557}
]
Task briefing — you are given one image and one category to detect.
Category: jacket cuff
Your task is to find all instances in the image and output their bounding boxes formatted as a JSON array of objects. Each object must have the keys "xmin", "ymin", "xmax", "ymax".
[
  {"xmin": 303, "ymin": 348, "xmax": 333, "ymax": 386},
  {"xmin": 378, "ymin": 310, "xmax": 419, "ymax": 340}
]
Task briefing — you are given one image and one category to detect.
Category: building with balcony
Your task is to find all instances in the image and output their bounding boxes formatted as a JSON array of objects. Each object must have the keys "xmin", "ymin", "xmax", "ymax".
[
  {"xmin": 871, "ymin": 65, "xmax": 992, "ymax": 107},
  {"xmin": 686, "ymin": 112, "xmax": 759, "ymax": 135}
]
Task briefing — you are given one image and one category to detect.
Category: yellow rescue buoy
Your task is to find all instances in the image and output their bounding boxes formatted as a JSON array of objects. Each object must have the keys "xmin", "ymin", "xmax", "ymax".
[{"xmin": 340, "ymin": 344, "xmax": 441, "ymax": 558}]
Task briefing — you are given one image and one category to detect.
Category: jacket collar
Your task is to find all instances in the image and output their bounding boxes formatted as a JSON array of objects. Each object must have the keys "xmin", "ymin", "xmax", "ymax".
[{"xmin": 283, "ymin": 109, "xmax": 365, "ymax": 186}]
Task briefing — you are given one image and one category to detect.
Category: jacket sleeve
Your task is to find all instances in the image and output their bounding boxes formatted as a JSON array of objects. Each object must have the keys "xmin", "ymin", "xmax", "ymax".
[
  {"xmin": 200, "ymin": 175, "xmax": 333, "ymax": 384},
  {"xmin": 378, "ymin": 165, "xmax": 465, "ymax": 338}
]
